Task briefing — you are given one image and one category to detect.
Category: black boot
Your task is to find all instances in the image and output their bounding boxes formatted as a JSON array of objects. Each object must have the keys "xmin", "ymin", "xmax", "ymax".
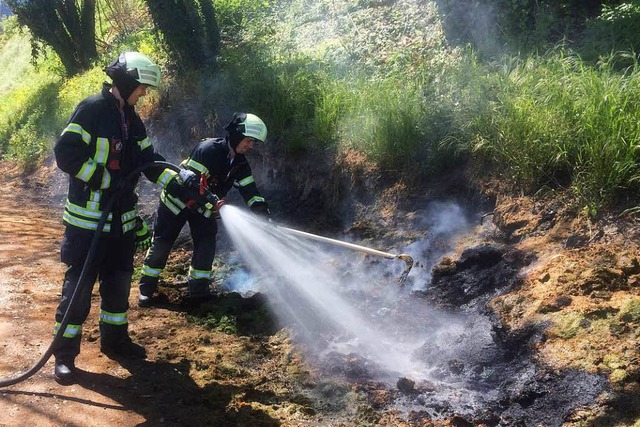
[
  {"xmin": 54, "ymin": 358, "xmax": 76, "ymax": 385},
  {"xmin": 138, "ymin": 281, "xmax": 158, "ymax": 308},
  {"xmin": 101, "ymin": 336, "xmax": 147, "ymax": 359},
  {"xmin": 100, "ymin": 322, "xmax": 147, "ymax": 359},
  {"xmin": 138, "ymin": 292, "xmax": 154, "ymax": 308},
  {"xmin": 186, "ymin": 280, "xmax": 212, "ymax": 303}
]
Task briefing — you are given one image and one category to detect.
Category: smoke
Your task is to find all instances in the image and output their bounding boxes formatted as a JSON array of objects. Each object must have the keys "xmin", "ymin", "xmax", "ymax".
[{"xmin": 396, "ymin": 201, "xmax": 472, "ymax": 291}]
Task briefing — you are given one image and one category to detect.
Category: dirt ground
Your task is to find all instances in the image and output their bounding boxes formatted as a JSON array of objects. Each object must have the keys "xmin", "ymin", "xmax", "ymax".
[{"xmin": 2, "ymin": 161, "xmax": 640, "ymax": 426}]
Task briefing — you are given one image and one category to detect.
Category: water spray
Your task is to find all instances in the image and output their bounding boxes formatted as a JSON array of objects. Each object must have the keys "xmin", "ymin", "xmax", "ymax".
[{"xmin": 277, "ymin": 226, "xmax": 414, "ymax": 286}]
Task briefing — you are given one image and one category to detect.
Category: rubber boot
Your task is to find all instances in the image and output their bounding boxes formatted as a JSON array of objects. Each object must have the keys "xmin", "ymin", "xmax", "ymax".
[
  {"xmin": 138, "ymin": 277, "xmax": 158, "ymax": 308},
  {"xmin": 54, "ymin": 358, "xmax": 76, "ymax": 385},
  {"xmin": 99, "ymin": 323, "xmax": 146, "ymax": 359},
  {"xmin": 52, "ymin": 335, "xmax": 80, "ymax": 385},
  {"xmin": 138, "ymin": 292, "xmax": 154, "ymax": 308},
  {"xmin": 186, "ymin": 279, "xmax": 212, "ymax": 304}
]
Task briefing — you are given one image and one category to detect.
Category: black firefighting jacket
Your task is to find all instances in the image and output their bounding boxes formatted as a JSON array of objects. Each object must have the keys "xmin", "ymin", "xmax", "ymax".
[
  {"xmin": 54, "ymin": 83, "xmax": 178, "ymax": 234},
  {"xmin": 161, "ymin": 137, "xmax": 266, "ymax": 218}
]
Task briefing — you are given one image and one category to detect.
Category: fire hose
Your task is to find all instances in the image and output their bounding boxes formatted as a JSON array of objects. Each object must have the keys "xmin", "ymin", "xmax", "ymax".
[
  {"xmin": 277, "ymin": 226, "xmax": 414, "ymax": 286},
  {"xmin": 0, "ymin": 161, "xmax": 183, "ymax": 387}
]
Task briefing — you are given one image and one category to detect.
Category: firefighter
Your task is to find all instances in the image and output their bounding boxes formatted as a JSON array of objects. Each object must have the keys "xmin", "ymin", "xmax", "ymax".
[
  {"xmin": 137, "ymin": 112, "xmax": 270, "ymax": 306},
  {"xmin": 52, "ymin": 52, "xmax": 186, "ymax": 384}
]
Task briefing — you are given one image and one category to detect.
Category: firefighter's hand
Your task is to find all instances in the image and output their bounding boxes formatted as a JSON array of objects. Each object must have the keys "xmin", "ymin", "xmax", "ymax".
[
  {"xmin": 178, "ymin": 169, "xmax": 199, "ymax": 189},
  {"xmin": 134, "ymin": 217, "xmax": 152, "ymax": 251},
  {"xmin": 165, "ymin": 175, "xmax": 186, "ymax": 198}
]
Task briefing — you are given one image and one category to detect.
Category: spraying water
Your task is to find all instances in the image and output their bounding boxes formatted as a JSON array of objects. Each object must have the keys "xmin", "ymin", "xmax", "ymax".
[{"xmin": 220, "ymin": 205, "xmax": 428, "ymax": 378}]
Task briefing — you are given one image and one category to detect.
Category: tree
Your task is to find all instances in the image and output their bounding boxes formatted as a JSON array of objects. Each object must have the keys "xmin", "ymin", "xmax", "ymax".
[
  {"xmin": 7, "ymin": 0, "xmax": 97, "ymax": 76},
  {"xmin": 145, "ymin": 0, "xmax": 219, "ymax": 70}
]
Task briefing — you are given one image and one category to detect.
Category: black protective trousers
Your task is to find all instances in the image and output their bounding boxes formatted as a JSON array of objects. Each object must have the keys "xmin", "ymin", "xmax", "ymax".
[
  {"xmin": 139, "ymin": 203, "xmax": 218, "ymax": 296},
  {"xmin": 54, "ymin": 226, "xmax": 136, "ymax": 362}
]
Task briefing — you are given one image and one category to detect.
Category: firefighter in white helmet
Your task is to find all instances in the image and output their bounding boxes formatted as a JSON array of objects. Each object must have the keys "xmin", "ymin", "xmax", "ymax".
[
  {"xmin": 52, "ymin": 52, "xmax": 186, "ymax": 384},
  {"xmin": 138, "ymin": 113, "xmax": 270, "ymax": 305}
]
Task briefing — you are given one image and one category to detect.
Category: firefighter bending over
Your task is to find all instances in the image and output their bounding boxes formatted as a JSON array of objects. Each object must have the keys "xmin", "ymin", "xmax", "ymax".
[{"xmin": 137, "ymin": 112, "xmax": 270, "ymax": 306}]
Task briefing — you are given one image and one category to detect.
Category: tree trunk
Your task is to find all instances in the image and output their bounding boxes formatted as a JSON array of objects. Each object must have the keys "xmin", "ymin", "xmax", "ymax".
[{"xmin": 7, "ymin": 0, "xmax": 97, "ymax": 76}]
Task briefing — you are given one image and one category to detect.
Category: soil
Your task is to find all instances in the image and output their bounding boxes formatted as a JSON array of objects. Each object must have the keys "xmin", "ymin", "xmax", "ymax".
[{"xmin": 1, "ymin": 161, "xmax": 640, "ymax": 427}]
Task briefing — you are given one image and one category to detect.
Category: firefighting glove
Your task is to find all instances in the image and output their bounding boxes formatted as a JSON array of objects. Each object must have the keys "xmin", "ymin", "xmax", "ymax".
[
  {"xmin": 251, "ymin": 201, "xmax": 271, "ymax": 220},
  {"xmin": 133, "ymin": 217, "xmax": 152, "ymax": 251}
]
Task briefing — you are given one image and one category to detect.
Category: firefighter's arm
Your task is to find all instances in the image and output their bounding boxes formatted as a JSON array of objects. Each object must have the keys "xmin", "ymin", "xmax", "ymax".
[
  {"xmin": 54, "ymin": 104, "xmax": 110, "ymax": 190},
  {"xmin": 235, "ymin": 164, "xmax": 270, "ymax": 218}
]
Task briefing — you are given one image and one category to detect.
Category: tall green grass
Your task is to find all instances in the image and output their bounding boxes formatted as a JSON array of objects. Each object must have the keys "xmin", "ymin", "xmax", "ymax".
[{"xmin": 464, "ymin": 51, "xmax": 640, "ymax": 209}]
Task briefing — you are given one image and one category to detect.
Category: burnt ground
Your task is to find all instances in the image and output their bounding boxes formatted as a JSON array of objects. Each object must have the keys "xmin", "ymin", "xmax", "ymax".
[{"xmin": 0, "ymin": 161, "xmax": 639, "ymax": 427}]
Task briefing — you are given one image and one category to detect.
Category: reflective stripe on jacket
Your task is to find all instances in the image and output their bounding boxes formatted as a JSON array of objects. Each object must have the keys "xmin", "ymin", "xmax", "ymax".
[{"xmin": 55, "ymin": 83, "xmax": 176, "ymax": 234}]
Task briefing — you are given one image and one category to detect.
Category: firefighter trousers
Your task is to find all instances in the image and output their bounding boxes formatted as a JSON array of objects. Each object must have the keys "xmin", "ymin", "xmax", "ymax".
[
  {"xmin": 53, "ymin": 226, "xmax": 136, "ymax": 363},
  {"xmin": 139, "ymin": 203, "xmax": 218, "ymax": 297}
]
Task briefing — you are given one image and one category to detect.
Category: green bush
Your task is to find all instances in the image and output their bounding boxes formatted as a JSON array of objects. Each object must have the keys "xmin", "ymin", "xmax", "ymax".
[{"xmin": 581, "ymin": 2, "xmax": 640, "ymax": 66}]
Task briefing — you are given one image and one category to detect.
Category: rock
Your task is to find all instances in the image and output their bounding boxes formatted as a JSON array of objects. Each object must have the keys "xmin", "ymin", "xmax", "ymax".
[{"xmin": 397, "ymin": 377, "xmax": 415, "ymax": 394}]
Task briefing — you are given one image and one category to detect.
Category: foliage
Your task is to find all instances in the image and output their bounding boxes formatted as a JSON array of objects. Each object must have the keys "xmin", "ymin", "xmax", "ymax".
[
  {"xmin": 457, "ymin": 51, "xmax": 640, "ymax": 209},
  {"xmin": 145, "ymin": 0, "xmax": 220, "ymax": 70},
  {"xmin": 0, "ymin": 39, "xmax": 107, "ymax": 167},
  {"xmin": 6, "ymin": 0, "xmax": 98, "ymax": 76},
  {"xmin": 95, "ymin": 0, "xmax": 154, "ymax": 50},
  {"xmin": 435, "ymin": 0, "xmax": 617, "ymax": 57},
  {"xmin": 619, "ymin": 298, "xmax": 640, "ymax": 323},
  {"xmin": 4, "ymin": 0, "xmax": 640, "ymax": 213},
  {"xmin": 548, "ymin": 311, "xmax": 584, "ymax": 339},
  {"xmin": 580, "ymin": 1, "xmax": 640, "ymax": 66}
]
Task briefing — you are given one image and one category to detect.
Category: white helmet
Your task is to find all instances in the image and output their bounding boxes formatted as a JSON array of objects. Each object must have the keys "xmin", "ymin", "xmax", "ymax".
[{"xmin": 225, "ymin": 113, "xmax": 267, "ymax": 142}]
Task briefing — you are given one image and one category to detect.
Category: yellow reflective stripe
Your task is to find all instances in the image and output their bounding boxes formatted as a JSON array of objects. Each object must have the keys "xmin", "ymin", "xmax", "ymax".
[
  {"xmin": 121, "ymin": 209, "xmax": 138, "ymax": 233},
  {"xmin": 247, "ymin": 196, "xmax": 265, "ymax": 207},
  {"xmin": 237, "ymin": 175, "xmax": 255, "ymax": 187},
  {"xmin": 188, "ymin": 266, "xmax": 211, "ymax": 280},
  {"xmin": 53, "ymin": 322, "xmax": 82, "ymax": 338},
  {"xmin": 99, "ymin": 309, "xmax": 128, "ymax": 326},
  {"xmin": 142, "ymin": 265, "xmax": 162, "ymax": 278},
  {"xmin": 94, "ymin": 137, "xmax": 109, "ymax": 164},
  {"xmin": 66, "ymin": 198, "xmax": 112, "ymax": 220},
  {"xmin": 100, "ymin": 169, "xmax": 111, "ymax": 189},
  {"xmin": 157, "ymin": 169, "xmax": 177, "ymax": 188},
  {"xmin": 185, "ymin": 159, "xmax": 209, "ymax": 177},
  {"xmin": 62, "ymin": 123, "xmax": 91, "ymax": 144},
  {"xmin": 122, "ymin": 221, "xmax": 136, "ymax": 233},
  {"xmin": 121, "ymin": 209, "xmax": 137, "ymax": 223},
  {"xmin": 160, "ymin": 191, "xmax": 185, "ymax": 214},
  {"xmin": 87, "ymin": 191, "xmax": 101, "ymax": 211},
  {"xmin": 138, "ymin": 137, "xmax": 152, "ymax": 150},
  {"xmin": 63, "ymin": 211, "xmax": 112, "ymax": 232},
  {"xmin": 75, "ymin": 159, "xmax": 97, "ymax": 182}
]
